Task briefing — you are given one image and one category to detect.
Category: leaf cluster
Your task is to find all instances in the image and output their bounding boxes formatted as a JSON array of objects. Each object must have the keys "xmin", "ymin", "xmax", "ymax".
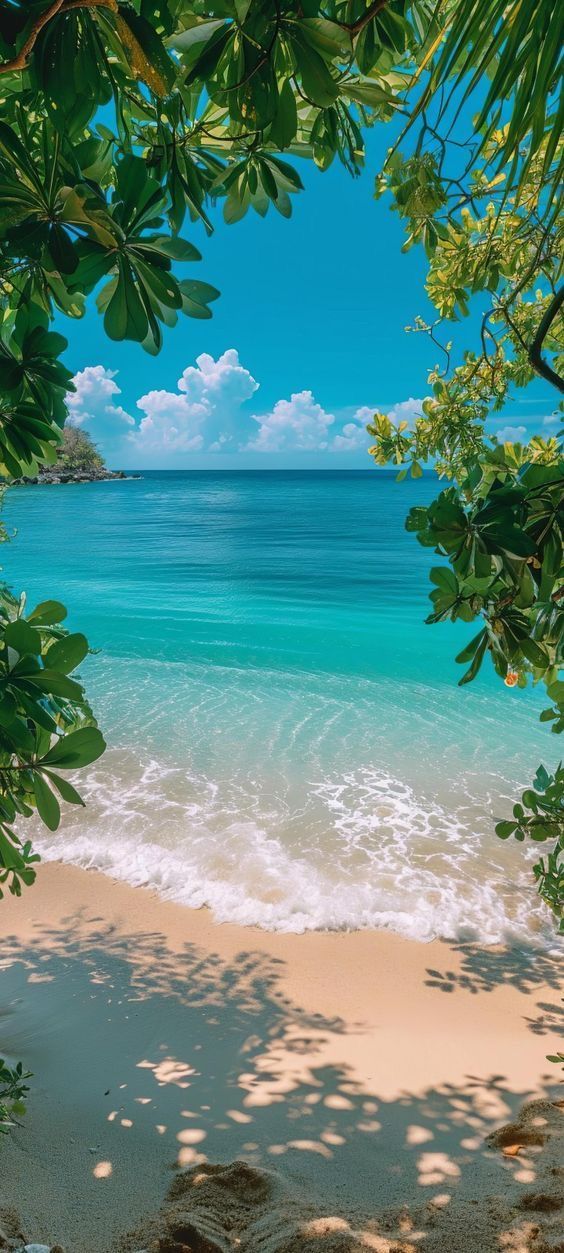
[
  {"xmin": 496, "ymin": 763, "xmax": 564, "ymax": 929},
  {"xmin": 0, "ymin": 1056, "xmax": 32, "ymax": 1133},
  {"xmin": 0, "ymin": 587, "xmax": 105, "ymax": 898}
]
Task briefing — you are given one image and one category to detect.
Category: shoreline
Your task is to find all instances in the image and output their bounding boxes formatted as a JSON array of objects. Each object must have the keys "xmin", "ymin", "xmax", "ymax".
[
  {"xmin": 10, "ymin": 472, "xmax": 143, "ymax": 486},
  {"xmin": 1, "ymin": 860, "xmax": 562, "ymax": 1251}
]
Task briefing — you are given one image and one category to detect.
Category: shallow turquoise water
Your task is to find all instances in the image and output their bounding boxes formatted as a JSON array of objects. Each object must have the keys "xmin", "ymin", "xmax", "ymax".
[{"xmin": 2, "ymin": 470, "xmax": 554, "ymax": 942}]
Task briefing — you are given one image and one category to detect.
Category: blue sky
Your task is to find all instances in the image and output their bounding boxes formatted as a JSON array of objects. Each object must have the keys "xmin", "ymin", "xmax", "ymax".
[{"xmin": 60, "ymin": 128, "xmax": 558, "ymax": 469}]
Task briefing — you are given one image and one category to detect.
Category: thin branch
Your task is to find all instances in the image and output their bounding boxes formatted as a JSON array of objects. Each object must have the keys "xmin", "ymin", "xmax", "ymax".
[
  {"xmin": 336, "ymin": 0, "xmax": 388, "ymax": 37},
  {"xmin": 0, "ymin": 0, "xmax": 64, "ymax": 74},
  {"xmin": 0, "ymin": 0, "xmax": 116, "ymax": 76},
  {"xmin": 528, "ymin": 286, "xmax": 564, "ymax": 393}
]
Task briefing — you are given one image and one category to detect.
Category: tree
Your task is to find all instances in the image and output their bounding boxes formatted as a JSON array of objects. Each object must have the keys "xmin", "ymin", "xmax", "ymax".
[
  {"xmin": 52, "ymin": 425, "xmax": 104, "ymax": 472},
  {"xmin": 366, "ymin": 11, "xmax": 563, "ymax": 929},
  {"xmin": 0, "ymin": 1, "xmax": 561, "ymax": 930}
]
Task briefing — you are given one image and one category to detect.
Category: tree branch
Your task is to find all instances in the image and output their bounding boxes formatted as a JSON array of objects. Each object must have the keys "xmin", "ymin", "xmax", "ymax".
[
  {"xmin": 529, "ymin": 286, "xmax": 564, "ymax": 393},
  {"xmin": 0, "ymin": 0, "xmax": 116, "ymax": 76},
  {"xmin": 0, "ymin": 0, "xmax": 64, "ymax": 73},
  {"xmin": 337, "ymin": 0, "xmax": 388, "ymax": 37}
]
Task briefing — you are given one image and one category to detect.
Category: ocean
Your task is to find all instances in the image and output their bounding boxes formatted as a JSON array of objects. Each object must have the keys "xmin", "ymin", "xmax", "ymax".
[{"xmin": 3, "ymin": 470, "xmax": 555, "ymax": 944}]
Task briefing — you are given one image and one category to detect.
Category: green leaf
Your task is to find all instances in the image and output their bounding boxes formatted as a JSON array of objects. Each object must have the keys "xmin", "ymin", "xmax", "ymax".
[
  {"xmin": 44, "ymin": 771, "xmax": 85, "ymax": 806},
  {"xmin": 40, "ymin": 726, "xmax": 106, "ymax": 768},
  {"xmin": 28, "ymin": 670, "xmax": 84, "ymax": 701},
  {"xmin": 3, "ymin": 620, "xmax": 41, "ymax": 656},
  {"xmin": 147, "ymin": 236, "xmax": 201, "ymax": 262},
  {"xmin": 179, "ymin": 279, "xmax": 220, "ymax": 319},
  {"xmin": 300, "ymin": 18, "xmax": 352, "ymax": 59},
  {"xmin": 293, "ymin": 38, "xmax": 339, "ymax": 108},
  {"xmin": 103, "ymin": 278, "xmax": 129, "ymax": 341},
  {"xmin": 169, "ymin": 18, "xmax": 226, "ymax": 53},
  {"xmin": 0, "ymin": 692, "xmax": 16, "ymax": 728},
  {"xmin": 520, "ymin": 637, "xmax": 550, "ymax": 669},
  {"xmin": 458, "ymin": 631, "xmax": 488, "ymax": 685},
  {"xmin": 0, "ymin": 828, "xmax": 25, "ymax": 871},
  {"xmin": 269, "ymin": 79, "xmax": 298, "ymax": 149},
  {"xmin": 455, "ymin": 629, "xmax": 487, "ymax": 665},
  {"xmin": 46, "ymin": 632, "xmax": 89, "ymax": 675},
  {"xmin": 33, "ymin": 773, "xmax": 61, "ymax": 832},
  {"xmin": 104, "ymin": 260, "xmax": 150, "ymax": 343},
  {"xmin": 48, "ymin": 224, "xmax": 78, "ymax": 275},
  {"xmin": 495, "ymin": 820, "xmax": 517, "ymax": 839},
  {"xmin": 430, "ymin": 567, "xmax": 458, "ymax": 594},
  {"xmin": 534, "ymin": 765, "xmax": 551, "ymax": 791}
]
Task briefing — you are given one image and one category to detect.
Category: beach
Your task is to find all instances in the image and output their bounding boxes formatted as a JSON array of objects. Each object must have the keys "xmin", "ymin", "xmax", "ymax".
[
  {"xmin": 1, "ymin": 861, "xmax": 562, "ymax": 1251},
  {"xmin": 2, "ymin": 473, "xmax": 563, "ymax": 1250},
  {"xmin": 2, "ymin": 474, "xmax": 556, "ymax": 948}
]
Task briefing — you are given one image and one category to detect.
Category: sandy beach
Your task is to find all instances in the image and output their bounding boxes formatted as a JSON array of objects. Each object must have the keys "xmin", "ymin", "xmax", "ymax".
[{"xmin": 0, "ymin": 861, "xmax": 562, "ymax": 1251}]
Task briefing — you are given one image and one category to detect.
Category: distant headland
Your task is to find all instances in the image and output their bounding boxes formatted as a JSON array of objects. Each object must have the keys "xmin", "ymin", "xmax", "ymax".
[{"xmin": 10, "ymin": 426, "xmax": 142, "ymax": 485}]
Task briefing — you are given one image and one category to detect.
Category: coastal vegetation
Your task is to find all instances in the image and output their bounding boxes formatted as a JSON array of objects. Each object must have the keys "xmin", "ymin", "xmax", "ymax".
[
  {"xmin": 48, "ymin": 426, "xmax": 103, "ymax": 475},
  {"xmin": 0, "ymin": 0, "xmax": 561, "ymax": 1139},
  {"xmin": 12, "ymin": 425, "xmax": 128, "ymax": 482}
]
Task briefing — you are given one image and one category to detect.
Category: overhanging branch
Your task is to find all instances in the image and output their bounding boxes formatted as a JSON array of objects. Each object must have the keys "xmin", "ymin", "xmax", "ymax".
[
  {"xmin": 0, "ymin": 0, "xmax": 116, "ymax": 76},
  {"xmin": 529, "ymin": 286, "xmax": 564, "ymax": 393},
  {"xmin": 336, "ymin": 0, "xmax": 388, "ymax": 36}
]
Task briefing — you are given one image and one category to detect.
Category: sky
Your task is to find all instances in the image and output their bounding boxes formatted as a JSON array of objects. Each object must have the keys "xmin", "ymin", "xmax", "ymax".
[{"xmin": 59, "ymin": 127, "xmax": 558, "ymax": 470}]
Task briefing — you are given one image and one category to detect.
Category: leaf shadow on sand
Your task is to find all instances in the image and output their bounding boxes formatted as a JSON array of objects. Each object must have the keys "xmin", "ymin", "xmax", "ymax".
[
  {"xmin": 425, "ymin": 938, "xmax": 564, "ymax": 1039},
  {"xmin": 0, "ymin": 912, "xmax": 562, "ymax": 1253}
]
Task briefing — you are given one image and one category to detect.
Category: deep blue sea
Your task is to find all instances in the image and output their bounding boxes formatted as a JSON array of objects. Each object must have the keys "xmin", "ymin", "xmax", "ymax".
[{"xmin": 3, "ymin": 470, "xmax": 554, "ymax": 942}]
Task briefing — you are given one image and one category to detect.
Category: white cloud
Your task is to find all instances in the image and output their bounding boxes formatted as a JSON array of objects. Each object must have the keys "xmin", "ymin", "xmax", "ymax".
[
  {"xmin": 386, "ymin": 397, "xmax": 423, "ymax": 427},
  {"xmin": 331, "ymin": 407, "xmax": 372, "ymax": 451},
  {"xmin": 66, "ymin": 365, "xmax": 135, "ymax": 438},
  {"xmin": 178, "ymin": 349, "xmax": 258, "ymax": 409},
  {"xmin": 130, "ymin": 350, "xmax": 258, "ymax": 453},
  {"xmin": 543, "ymin": 411, "xmax": 560, "ymax": 428},
  {"xmin": 496, "ymin": 424, "xmax": 527, "ymax": 443},
  {"xmin": 247, "ymin": 390, "xmax": 335, "ymax": 452},
  {"xmin": 67, "ymin": 355, "xmax": 426, "ymax": 463},
  {"xmin": 332, "ymin": 421, "xmax": 368, "ymax": 451},
  {"xmin": 331, "ymin": 398, "xmax": 424, "ymax": 452}
]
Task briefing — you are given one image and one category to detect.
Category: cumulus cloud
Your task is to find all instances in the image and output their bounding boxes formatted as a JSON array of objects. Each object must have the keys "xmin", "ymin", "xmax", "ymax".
[
  {"xmin": 66, "ymin": 365, "xmax": 135, "ymax": 439},
  {"xmin": 246, "ymin": 390, "xmax": 335, "ymax": 452},
  {"xmin": 130, "ymin": 350, "xmax": 258, "ymax": 453},
  {"xmin": 331, "ymin": 398, "xmax": 424, "ymax": 452},
  {"xmin": 543, "ymin": 411, "xmax": 560, "ymax": 428},
  {"xmin": 332, "ymin": 421, "xmax": 368, "ymax": 451},
  {"xmin": 386, "ymin": 397, "xmax": 424, "ymax": 426},
  {"xmin": 67, "ymin": 352, "xmax": 427, "ymax": 463},
  {"xmin": 496, "ymin": 424, "xmax": 528, "ymax": 443},
  {"xmin": 331, "ymin": 406, "xmax": 372, "ymax": 451}
]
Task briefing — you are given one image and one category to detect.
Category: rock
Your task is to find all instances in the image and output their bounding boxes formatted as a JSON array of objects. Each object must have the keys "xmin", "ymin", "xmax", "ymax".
[{"xmin": 11, "ymin": 469, "xmax": 142, "ymax": 486}]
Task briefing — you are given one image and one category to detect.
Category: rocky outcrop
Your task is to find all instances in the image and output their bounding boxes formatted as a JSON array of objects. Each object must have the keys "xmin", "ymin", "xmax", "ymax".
[{"xmin": 11, "ymin": 470, "xmax": 141, "ymax": 486}]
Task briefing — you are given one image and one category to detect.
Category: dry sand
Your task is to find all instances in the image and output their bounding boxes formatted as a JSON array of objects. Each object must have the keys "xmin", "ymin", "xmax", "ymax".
[{"xmin": 0, "ymin": 861, "xmax": 562, "ymax": 1252}]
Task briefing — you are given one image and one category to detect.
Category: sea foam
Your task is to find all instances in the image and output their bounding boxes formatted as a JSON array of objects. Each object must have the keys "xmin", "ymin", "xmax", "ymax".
[{"xmin": 34, "ymin": 751, "xmax": 555, "ymax": 946}]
